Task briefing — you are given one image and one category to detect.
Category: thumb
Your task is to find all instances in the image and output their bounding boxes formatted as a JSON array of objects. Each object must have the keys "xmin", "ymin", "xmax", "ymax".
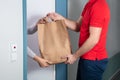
[
  {"xmin": 61, "ymin": 55, "xmax": 68, "ymax": 59},
  {"xmin": 46, "ymin": 60, "xmax": 53, "ymax": 65}
]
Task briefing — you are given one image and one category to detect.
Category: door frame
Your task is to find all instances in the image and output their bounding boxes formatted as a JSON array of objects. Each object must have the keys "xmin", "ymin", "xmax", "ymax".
[
  {"xmin": 55, "ymin": 0, "xmax": 68, "ymax": 80},
  {"xmin": 23, "ymin": 0, "xmax": 68, "ymax": 80}
]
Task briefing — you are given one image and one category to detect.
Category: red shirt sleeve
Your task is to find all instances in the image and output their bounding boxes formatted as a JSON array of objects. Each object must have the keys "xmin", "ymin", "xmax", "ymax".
[
  {"xmin": 90, "ymin": 5, "xmax": 105, "ymax": 28},
  {"xmin": 81, "ymin": 2, "xmax": 89, "ymax": 16}
]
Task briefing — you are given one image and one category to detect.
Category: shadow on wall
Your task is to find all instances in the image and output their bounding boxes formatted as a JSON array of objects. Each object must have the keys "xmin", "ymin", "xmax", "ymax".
[
  {"xmin": 103, "ymin": 52, "xmax": 120, "ymax": 80},
  {"xmin": 116, "ymin": 0, "xmax": 120, "ymax": 47},
  {"xmin": 103, "ymin": 1, "xmax": 120, "ymax": 80},
  {"xmin": 106, "ymin": 0, "xmax": 120, "ymax": 57}
]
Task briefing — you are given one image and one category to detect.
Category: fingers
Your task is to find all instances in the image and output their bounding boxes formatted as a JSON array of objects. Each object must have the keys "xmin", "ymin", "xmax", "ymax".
[
  {"xmin": 46, "ymin": 60, "xmax": 53, "ymax": 65},
  {"xmin": 37, "ymin": 18, "xmax": 46, "ymax": 24},
  {"xmin": 61, "ymin": 55, "xmax": 68, "ymax": 59},
  {"xmin": 46, "ymin": 12, "xmax": 58, "ymax": 21},
  {"xmin": 36, "ymin": 58, "xmax": 51, "ymax": 68},
  {"xmin": 64, "ymin": 54, "xmax": 76, "ymax": 64},
  {"xmin": 41, "ymin": 60, "xmax": 52, "ymax": 67},
  {"xmin": 39, "ymin": 63, "xmax": 49, "ymax": 68},
  {"xmin": 61, "ymin": 55, "xmax": 69, "ymax": 64},
  {"xmin": 39, "ymin": 62, "xmax": 50, "ymax": 68},
  {"xmin": 37, "ymin": 12, "xmax": 59, "ymax": 24},
  {"xmin": 65, "ymin": 57, "xmax": 72, "ymax": 64},
  {"xmin": 46, "ymin": 12, "xmax": 55, "ymax": 17},
  {"xmin": 38, "ymin": 16, "xmax": 54, "ymax": 24},
  {"xmin": 61, "ymin": 55, "xmax": 70, "ymax": 64}
]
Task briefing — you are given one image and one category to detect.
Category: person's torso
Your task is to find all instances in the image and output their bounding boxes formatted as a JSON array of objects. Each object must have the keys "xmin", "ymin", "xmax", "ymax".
[{"xmin": 79, "ymin": 0, "xmax": 110, "ymax": 60}]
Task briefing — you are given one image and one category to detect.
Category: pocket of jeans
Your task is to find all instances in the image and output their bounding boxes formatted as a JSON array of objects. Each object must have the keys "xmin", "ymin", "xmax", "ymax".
[
  {"xmin": 98, "ymin": 59, "xmax": 108, "ymax": 71},
  {"xmin": 85, "ymin": 60, "xmax": 97, "ymax": 72}
]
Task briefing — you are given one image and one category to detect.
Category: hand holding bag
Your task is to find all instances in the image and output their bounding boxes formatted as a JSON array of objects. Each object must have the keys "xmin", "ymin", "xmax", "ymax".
[{"xmin": 37, "ymin": 19, "xmax": 71, "ymax": 64}]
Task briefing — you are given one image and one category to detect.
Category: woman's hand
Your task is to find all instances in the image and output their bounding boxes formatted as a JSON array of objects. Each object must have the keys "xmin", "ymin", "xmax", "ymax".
[
  {"xmin": 37, "ymin": 17, "xmax": 48, "ymax": 24},
  {"xmin": 33, "ymin": 55, "xmax": 51, "ymax": 68}
]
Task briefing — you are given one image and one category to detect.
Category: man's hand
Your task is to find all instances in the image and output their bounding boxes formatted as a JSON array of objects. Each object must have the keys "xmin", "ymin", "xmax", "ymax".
[
  {"xmin": 62, "ymin": 54, "xmax": 78, "ymax": 64},
  {"xmin": 34, "ymin": 55, "xmax": 51, "ymax": 68},
  {"xmin": 47, "ymin": 12, "xmax": 81, "ymax": 32},
  {"xmin": 47, "ymin": 12, "xmax": 65, "ymax": 21}
]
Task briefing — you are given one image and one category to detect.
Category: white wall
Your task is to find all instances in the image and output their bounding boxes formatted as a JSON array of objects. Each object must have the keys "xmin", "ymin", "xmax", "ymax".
[
  {"xmin": 27, "ymin": 0, "xmax": 55, "ymax": 80},
  {"xmin": 0, "ymin": 0, "xmax": 23, "ymax": 80}
]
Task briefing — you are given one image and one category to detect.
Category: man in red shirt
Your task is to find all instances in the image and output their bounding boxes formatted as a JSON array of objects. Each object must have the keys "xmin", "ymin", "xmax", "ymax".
[{"xmin": 47, "ymin": 0, "xmax": 110, "ymax": 79}]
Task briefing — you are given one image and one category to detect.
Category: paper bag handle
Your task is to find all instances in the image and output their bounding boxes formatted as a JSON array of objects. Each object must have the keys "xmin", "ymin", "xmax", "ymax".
[{"xmin": 44, "ymin": 17, "xmax": 53, "ymax": 23}]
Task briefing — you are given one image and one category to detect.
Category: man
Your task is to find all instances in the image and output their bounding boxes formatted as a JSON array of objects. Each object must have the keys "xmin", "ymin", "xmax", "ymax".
[{"xmin": 47, "ymin": 0, "xmax": 110, "ymax": 80}]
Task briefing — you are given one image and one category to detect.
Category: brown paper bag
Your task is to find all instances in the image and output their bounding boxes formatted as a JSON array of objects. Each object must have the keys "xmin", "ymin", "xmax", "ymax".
[{"xmin": 37, "ymin": 20, "xmax": 71, "ymax": 64}]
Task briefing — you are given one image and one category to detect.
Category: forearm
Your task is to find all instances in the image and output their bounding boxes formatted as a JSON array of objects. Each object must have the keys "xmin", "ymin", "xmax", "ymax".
[
  {"xmin": 27, "ymin": 47, "xmax": 36, "ymax": 58},
  {"xmin": 74, "ymin": 27, "xmax": 101, "ymax": 58},
  {"xmin": 63, "ymin": 18, "xmax": 80, "ymax": 32},
  {"xmin": 64, "ymin": 16, "xmax": 82, "ymax": 32},
  {"xmin": 33, "ymin": 55, "xmax": 42, "ymax": 62},
  {"xmin": 27, "ymin": 24, "xmax": 37, "ymax": 34},
  {"xmin": 74, "ymin": 37, "xmax": 98, "ymax": 59}
]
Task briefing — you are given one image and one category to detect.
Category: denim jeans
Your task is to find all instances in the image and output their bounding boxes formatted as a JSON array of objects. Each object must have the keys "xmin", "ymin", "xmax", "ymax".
[{"xmin": 76, "ymin": 58, "xmax": 108, "ymax": 80}]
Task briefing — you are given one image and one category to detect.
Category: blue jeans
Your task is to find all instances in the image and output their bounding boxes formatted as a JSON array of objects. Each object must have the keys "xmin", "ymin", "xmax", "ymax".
[{"xmin": 76, "ymin": 58, "xmax": 108, "ymax": 80}]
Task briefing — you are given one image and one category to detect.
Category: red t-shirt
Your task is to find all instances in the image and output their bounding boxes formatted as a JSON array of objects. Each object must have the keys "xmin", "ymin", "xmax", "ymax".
[{"xmin": 79, "ymin": 0, "xmax": 110, "ymax": 60}]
